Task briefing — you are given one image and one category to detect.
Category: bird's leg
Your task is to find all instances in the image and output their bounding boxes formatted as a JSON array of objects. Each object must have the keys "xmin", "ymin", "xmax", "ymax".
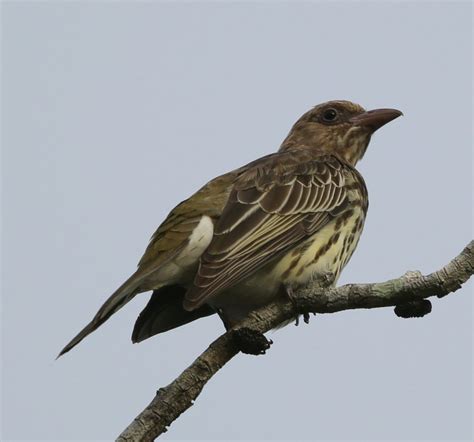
[
  {"xmin": 216, "ymin": 308, "xmax": 233, "ymax": 331},
  {"xmin": 281, "ymin": 284, "xmax": 311, "ymax": 326},
  {"xmin": 231, "ymin": 328, "xmax": 273, "ymax": 355}
]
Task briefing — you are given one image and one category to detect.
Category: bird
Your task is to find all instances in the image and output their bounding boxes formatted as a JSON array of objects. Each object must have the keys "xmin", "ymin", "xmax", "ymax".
[{"xmin": 58, "ymin": 100, "xmax": 402, "ymax": 357}]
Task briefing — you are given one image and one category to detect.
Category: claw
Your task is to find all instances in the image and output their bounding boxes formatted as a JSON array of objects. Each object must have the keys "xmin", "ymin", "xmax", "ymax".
[{"xmin": 283, "ymin": 284, "xmax": 312, "ymax": 326}]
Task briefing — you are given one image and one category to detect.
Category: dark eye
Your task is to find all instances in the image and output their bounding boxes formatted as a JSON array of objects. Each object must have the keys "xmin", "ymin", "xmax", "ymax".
[{"xmin": 322, "ymin": 108, "xmax": 338, "ymax": 122}]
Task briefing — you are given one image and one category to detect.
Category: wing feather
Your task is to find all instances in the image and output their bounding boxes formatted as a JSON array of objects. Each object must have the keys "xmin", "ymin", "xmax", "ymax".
[
  {"xmin": 280, "ymin": 180, "xmax": 305, "ymax": 215},
  {"xmin": 184, "ymin": 153, "xmax": 364, "ymax": 311},
  {"xmin": 259, "ymin": 182, "xmax": 294, "ymax": 213}
]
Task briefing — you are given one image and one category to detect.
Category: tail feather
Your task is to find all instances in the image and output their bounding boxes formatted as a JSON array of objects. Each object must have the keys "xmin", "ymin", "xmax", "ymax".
[
  {"xmin": 132, "ymin": 285, "xmax": 215, "ymax": 343},
  {"xmin": 57, "ymin": 274, "xmax": 141, "ymax": 358}
]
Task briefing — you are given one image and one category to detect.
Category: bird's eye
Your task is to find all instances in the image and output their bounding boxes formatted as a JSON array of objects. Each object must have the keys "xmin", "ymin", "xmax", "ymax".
[{"xmin": 322, "ymin": 108, "xmax": 338, "ymax": 122}]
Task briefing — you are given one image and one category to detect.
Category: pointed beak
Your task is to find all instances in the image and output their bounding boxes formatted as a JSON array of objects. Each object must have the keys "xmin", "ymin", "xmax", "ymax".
[{"xmin": 349, "ymin": 108, "xmax": 403, "ymax": 132}]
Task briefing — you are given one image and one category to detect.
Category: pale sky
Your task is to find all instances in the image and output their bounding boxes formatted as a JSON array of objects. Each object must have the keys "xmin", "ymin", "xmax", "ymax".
[{"xmin": 2, "ymin": 1, "xmax": 472, "ymax": 441}]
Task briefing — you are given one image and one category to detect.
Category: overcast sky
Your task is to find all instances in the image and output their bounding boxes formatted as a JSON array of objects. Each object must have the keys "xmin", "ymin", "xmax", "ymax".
[{"xmin": 2, "ymin": 1, "xmax": 472, "ymax": 441}]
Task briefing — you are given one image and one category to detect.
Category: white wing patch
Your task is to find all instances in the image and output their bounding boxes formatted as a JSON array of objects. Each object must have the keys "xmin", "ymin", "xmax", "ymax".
[
  {"xmin": 143, "ymin": 216, "xmax": 215, "ymax": 287},
  {"xmin": 175, "ymin": 215, "xmax": 214, "ymax": 268}
]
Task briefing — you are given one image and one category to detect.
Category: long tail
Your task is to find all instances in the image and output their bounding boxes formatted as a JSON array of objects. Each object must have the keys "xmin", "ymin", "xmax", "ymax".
[{"xmin": 57, "ymin": 272, "xmax": 142, "ymax": 358}]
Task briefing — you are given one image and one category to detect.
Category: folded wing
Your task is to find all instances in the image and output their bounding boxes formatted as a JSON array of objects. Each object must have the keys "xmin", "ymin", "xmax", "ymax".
[{"xmin": 184, "ymin": 153, "xmax": 354, "ymax": 311}]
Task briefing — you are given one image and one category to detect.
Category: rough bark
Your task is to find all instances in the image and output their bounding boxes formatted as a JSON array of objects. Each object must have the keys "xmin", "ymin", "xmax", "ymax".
[{"xmin": 117, "ymin": 240, "xmax": 473, "ymax": 442}]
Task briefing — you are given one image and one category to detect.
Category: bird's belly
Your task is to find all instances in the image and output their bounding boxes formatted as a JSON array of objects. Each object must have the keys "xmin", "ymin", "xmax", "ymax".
[
  {"xmin": 274, "ymin": 208, "xmax": 365, "ymax": 287},
  {"xmin": 210, "ymin": 209, "xmax": 365, "ymax": 323}
]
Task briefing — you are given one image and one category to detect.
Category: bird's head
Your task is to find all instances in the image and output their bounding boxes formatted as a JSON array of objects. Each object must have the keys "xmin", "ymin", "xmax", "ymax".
[{"xmin": 279, "ymin": 100, "xmax": 402, "ymax": 166}]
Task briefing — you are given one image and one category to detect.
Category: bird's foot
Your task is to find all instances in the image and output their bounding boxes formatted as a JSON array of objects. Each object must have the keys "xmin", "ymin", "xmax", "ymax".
[
  {"xmin": 294, "ymin": 312, "xmax": 312, "ymax": 326},
  {"xmin": 394, "ymin": 300, "xmax": 432, "ymax": 318},
  {"xmin": 232, "ymin": 328, "xmax": 273, "ymax": 355},
  {"xmin": 282, "ymin": 285, "xmax": 313, "ymax": 326}
]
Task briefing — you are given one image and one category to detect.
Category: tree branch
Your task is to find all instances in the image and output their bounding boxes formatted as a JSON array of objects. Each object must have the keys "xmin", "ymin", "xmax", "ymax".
[{"xmin": 117, "ymin": 240, "xmax": 473, "ymax": 442}]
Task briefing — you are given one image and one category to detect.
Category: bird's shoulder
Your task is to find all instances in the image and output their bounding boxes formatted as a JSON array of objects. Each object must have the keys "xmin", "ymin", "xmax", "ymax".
[{"xmin": 233, "ymin": 148, "xmax": 367, "ymax": 208}]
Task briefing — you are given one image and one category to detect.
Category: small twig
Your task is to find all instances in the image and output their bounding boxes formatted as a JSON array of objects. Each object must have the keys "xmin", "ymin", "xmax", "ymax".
[{"xmin": 117, "ymin": 241, "xmax": 473, "ymax": 442}]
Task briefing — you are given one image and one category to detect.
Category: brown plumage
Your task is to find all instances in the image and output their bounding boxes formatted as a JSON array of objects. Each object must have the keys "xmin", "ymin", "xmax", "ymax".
[{"xmin": 58, "ymin": 100, "xmax": 402, "ymax": 357}]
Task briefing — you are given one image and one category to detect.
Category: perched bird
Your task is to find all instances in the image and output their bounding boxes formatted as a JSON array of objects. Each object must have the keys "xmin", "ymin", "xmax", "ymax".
[{"xmin": 58, "ymin": 100, "xmax": 402, "ymax": 357}]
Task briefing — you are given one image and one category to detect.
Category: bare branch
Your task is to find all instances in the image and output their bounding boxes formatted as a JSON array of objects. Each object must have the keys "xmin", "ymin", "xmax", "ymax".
[{"xmin": 117, "ymin": 240, "xmax": 473, "ymax": 442}]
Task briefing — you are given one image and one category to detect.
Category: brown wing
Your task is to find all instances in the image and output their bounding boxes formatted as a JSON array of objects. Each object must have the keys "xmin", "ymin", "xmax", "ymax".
[{"xmin": 184, "ymin": 153, "xmax": 355, "ymax": 311}]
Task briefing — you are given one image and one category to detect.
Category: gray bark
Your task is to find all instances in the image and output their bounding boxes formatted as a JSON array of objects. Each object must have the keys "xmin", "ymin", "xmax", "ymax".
[{"xmin": 117, "ymin": 240, "xmax": 473, "ymax": 442}]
